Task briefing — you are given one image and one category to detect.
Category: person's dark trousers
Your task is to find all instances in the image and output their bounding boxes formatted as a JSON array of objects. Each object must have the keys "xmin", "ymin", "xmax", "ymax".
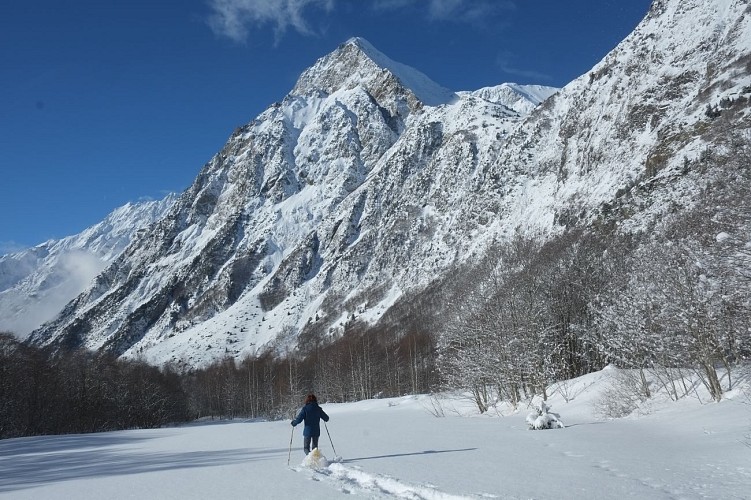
[{"xmin": 304, "ymin": 436, "xmax": 319, "ymax": 454}]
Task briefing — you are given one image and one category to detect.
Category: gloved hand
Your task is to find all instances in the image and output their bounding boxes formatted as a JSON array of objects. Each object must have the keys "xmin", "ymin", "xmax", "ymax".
[{"xmin": 290, "ymin": 420, "xmax": 295, "ymax": 426}]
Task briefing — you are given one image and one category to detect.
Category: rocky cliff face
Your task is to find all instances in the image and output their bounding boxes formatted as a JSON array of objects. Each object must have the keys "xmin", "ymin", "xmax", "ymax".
[{"xmin": 28, "ymin": 0, "xmax": 751, "ymax": 367}]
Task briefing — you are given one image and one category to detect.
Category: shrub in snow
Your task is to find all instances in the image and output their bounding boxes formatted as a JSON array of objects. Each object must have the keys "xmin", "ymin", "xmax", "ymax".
[
  {"xmin": 526, "ymin": 401, "xmax": 565, "ymax": 430},
  {"xmin": 594, "ymin": 368, "xmax": 649, "ymax": 419}
]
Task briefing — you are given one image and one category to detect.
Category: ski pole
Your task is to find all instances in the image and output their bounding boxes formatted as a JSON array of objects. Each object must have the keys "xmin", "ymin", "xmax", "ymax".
[
  {"xmin": 287, "ymin": 425, "xmax": 294, "ymax": 466},
  {"xmin": 324, "ymin": 421, "xmax": 338, "ymax": 458}
]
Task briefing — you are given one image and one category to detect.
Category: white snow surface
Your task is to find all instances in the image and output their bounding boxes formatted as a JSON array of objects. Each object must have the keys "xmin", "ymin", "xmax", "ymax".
[{"xmin": 2, "ymin": 367, "xmax": 749, "ymax": 500}]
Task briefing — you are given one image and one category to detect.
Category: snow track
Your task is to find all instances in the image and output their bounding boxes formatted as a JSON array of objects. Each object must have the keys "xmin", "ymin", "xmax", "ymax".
[{"xmin": 294, "ymin": 462, "xmax": 475, "ymax": 499}]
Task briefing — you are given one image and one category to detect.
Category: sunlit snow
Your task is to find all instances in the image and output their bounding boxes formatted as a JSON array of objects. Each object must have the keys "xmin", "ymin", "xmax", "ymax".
[{"xmin": 1, "ymin": 367, "xmax": 749, "ymax": 499}]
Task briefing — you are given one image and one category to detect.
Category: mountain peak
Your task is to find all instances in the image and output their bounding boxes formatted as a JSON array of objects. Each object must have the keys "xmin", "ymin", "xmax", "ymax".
[
  {"xmin": 343, "ymin": 36, "xmax": 378, "ymax": 56},
  {"xmin": 292, "ymin": 37, "xmax": 456, "ymax": 107}
]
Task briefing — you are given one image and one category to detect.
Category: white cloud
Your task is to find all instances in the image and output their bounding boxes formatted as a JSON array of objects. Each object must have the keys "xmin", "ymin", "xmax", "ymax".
[
  {"xmin": 374, "ymin": 0, "xmax": 515, "ymax": 22},
  {"xmin": 207, "ymin": 0, "xmax": 334, "ymax": 43},
  {"xmin": 496, "ymin": 50, "xmax": 552, "ymax": 82},
  {"xmin": 0, "ymin": 251, "xmax": 107, "ymax": 338},
  {"xmin": 207, "ymin": 0, "xmax": 515, "ymax": 43},
  {"xmin": 428, "ymin": 0, "xmax": 468, "ymax": 19}
]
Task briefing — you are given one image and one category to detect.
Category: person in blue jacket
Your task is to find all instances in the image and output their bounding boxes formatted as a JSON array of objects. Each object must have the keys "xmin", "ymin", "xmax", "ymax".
[{"xmin": 291, "ymin": 393, "xmax": 329, "ymax": 454}]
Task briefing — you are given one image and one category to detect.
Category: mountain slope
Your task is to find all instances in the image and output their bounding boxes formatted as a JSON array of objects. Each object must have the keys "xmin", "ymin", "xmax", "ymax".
[
  {"xmin": 29, "ymin": 37, "xmax": 538, "ymax": 365},
  {"xmin": 0, "ymin": 196, "xmax": 176, "ymax": 336},
  {"xmin": 478, "ymin": 0, "xmax": 751, "ymax": 237},
  {"xmin": 30, "ymin": 0, "xmax": 751, "ymax": 367}
]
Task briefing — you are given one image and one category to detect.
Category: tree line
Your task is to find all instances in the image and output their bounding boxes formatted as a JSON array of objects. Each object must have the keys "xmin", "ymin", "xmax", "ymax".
[
  {"xmin": 0, "ymin": 326, "xmax": 435, "ymax": 439},
  {"xmin": 0, "ymin": 334, "xmax": 190, "ymax": 439},
  {"xmin": 183, "ymin": 328, "xmax": 436, "ymax": 421}
]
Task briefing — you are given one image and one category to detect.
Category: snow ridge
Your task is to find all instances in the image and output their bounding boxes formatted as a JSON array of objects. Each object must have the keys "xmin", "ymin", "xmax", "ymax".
[
  {"xmin": 345, "ymin": 37, "xmax": 457, "ymax": 106},
  {"xmin": 309, "ymin": 462, "xmax": 471, "ymax": 499},
  {"xmin": 28, "ymin": 37, "xmax": 540, "ymax": 366},
  {"xmin": 462, "ymin": 83, "xmax": 558, "ymax": 114},
  {"xmin": 292, "ymin": 36, "xmax": 457, "ymax": 106}
]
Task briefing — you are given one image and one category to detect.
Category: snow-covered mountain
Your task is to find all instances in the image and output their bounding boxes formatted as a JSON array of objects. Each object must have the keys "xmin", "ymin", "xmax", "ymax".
[
  {"xmin": 472, "ymin": 0, "xmax": 751, "ymax": 239},
  {"xmin": 27, "ymin": 37, "xmax": 547, "ymax": 365},
  {"xmin": 29, "ymin": 0, "xmax": 751, "ymax": 367},
  {"xmin": 459, "ymin": 83, "xmax": 558, "ymax": 115},
  {"xmin": 0, "ymin": 196, "xmax": 175, "ymax": 336}
]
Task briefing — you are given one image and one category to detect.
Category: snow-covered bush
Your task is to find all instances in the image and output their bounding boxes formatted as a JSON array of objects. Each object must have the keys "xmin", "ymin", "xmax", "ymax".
[
  {"xmin": 593, "ymin": 368, "xmax": 650, "ymax": 419},
  {"xmin": 526, "ymin": 401, "xmax": 564, "ymax": 430}
]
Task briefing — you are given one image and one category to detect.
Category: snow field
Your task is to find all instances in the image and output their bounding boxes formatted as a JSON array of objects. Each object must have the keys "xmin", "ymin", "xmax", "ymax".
[{"xmin": 1, "ymin": 367, "xmax": 749, "ymax": 499}]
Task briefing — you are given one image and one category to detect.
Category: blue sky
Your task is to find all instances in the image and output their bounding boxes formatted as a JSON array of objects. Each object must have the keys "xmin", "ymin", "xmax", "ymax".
[{"xmin": 0, "ymin": 0, "xmax": 651, "ymax": 251}]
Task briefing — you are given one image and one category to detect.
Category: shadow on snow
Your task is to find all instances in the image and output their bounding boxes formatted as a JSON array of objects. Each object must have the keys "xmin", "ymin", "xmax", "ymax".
[
  {"xmin": 343, "ymin": 447, "xmax": 477, "ymax": 463},
  {"xmin": 0, "ymin": 431, "xmax": 286, "ymax": 493}
]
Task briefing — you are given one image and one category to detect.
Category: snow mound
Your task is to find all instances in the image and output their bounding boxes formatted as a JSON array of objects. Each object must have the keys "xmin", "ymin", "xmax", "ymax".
[
  {"xmin": 302, "ymin": 447, "xmax": 329, "ymax": 469},
  {"xmin": 526, "ymin": 401, "xmax": 565, "ymax": 430}
]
